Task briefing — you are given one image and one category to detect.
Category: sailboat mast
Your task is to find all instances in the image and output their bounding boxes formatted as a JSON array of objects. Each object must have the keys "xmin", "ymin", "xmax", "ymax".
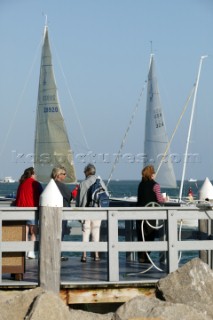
[
  {"xmin": 179, "ymin": 55, "xmax": 208, "ymax": 201},
  {"xmin": 42, "ymin": 14, "xmax": 48, "ymax": 39}
]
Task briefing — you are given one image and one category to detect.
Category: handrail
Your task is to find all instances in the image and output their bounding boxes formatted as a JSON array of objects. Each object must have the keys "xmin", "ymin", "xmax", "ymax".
[{"xmin": 0, "ymin": 206, "xmax": 213, "ymax": 284}]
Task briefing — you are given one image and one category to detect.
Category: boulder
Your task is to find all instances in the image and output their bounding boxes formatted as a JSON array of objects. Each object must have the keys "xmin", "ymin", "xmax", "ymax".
[
  {"xmin": 0, "ymin": 287, "xmax": 44, "ymax": 320},
  {"xmin": 1, "ymin": 258, "xmax": 213, "ymax": 320},
  {"xmin": 156, "ymin": 257, "xmax": 213, "ymax": 318},
  {"xmin": 113, "ymin": 295, "xmax": 210, "ymax": 320},
  {"xmin": 25, "ymin": 291, "xmax": 71, "ymax": 320}
]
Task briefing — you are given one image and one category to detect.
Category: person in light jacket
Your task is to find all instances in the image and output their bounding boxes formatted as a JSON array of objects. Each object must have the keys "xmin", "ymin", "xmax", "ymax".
[{"xmin": 76, "ymin": 163, "xmax": 108, "ymax": 263}]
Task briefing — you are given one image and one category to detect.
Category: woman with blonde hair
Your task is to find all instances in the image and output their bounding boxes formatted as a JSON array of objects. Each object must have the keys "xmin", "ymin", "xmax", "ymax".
[
  {"xmin": 51, "ymin": 165, "xmax": 72, "ymax": 261},
  {"xmin": 50, "ymin": 165, "xmax": 72, "ymax": 208},
  {"xmin": 137, "ymin": 165, "xmax": 166, "ymax": 263}
]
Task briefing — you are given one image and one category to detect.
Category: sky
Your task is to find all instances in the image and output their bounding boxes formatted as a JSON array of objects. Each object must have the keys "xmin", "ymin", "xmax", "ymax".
[{"xmin": 0, "ymin": 0, "xmax": 213, "ymax": 182}]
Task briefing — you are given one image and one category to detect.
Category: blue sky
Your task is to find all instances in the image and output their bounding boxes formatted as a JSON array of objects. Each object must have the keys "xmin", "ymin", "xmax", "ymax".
[{"xmin": 0, "ymin": 0, "xmax": 213, "ymax": 181}]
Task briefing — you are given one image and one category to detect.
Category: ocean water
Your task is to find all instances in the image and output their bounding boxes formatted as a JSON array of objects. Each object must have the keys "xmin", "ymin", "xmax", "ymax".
[
  {"xmin": 107, "ymin": 179, "xmax": 202, "ymax": 199},
  {"xmin": 0, "ymin": 179, "xmax": 204, "ymax": 199}
]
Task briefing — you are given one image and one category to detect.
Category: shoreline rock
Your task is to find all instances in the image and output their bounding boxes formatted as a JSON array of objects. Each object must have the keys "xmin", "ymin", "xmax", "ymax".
[{"xmin": 0, "ymin": 258, "xmax": 213, "ymax": 320}]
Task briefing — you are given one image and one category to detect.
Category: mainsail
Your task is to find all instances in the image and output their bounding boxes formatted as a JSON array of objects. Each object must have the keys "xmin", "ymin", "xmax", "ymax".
[
  {"xmin": 144, "ymin": 54, "xmax": 176, "ymax": 188},
  {"xmin": 34, "ymin": 25, "xmax": 77, "ymax": 183}
]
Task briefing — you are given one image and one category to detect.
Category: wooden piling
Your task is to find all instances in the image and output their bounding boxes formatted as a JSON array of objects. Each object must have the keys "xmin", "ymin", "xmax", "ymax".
[{"xmin": 38, "ymin": 179, "xmax": 63, "ymax": 294}]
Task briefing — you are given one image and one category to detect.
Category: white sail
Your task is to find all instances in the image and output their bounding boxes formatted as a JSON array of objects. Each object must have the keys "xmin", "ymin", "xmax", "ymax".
[
  {"xmin": 34, "ymin": 25, "xmax": 77, "ymax": 184},
  {"xmin": 144, "ymin": 54, "xmax": 176, "ymax": 188},
  {"xmin": 199, "ymin": 177, "xmax": 213, "ymax": 201}
]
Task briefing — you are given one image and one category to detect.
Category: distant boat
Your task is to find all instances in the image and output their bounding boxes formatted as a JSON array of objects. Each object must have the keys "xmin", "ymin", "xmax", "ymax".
[
  {"xmin": 188, "ymin": 178, "xmax": 197, "ymax": 182},
  {"xmin": 34, "ymin": 22, "xmax": 77, "ymax": 184},
  {"xmin": 144, "ymin": 54, "xmax": 177, "ymax": 188},
  {"xmin": 0, "ymin": 176, "xmax": 16, "ymax": 183}
]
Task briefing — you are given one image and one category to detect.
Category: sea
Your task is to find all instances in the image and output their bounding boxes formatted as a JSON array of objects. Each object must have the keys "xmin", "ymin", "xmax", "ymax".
[
  {"xmin": 0, "ymin": 179, "xmax": 203, "ymax": 200},
  {"xmin": 107, "ymin": 179, "xmax": 202, "ymax": 200}
]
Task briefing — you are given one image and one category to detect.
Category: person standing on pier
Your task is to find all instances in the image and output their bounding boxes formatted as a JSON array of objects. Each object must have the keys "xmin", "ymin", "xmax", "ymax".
[
  {"xmin": 188, "ymin": 187, "xmax": 194, "ymax": 201},
  {"xmin": 15, "ymin": 167, "xmax": 43, "ymax": 259},
  {"xmin": 51, "ymin": 166, "xmax": 72, "ymax": 261},
  {"xmin": 71, "ymin": 184, "xmax": 79, "ymax": 201},
  {"xmin": 76, "ymin": 163, "xmax": 108, "ymax": 263},
  {"xmin": 137, "ymin": 165, "xmax": 166, "ymax": 263}
]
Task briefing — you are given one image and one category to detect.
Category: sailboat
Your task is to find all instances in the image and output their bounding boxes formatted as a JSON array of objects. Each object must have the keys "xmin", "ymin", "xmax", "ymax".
[
  {"xmin": 108, "ymin": 54, "xmax": 177, "ymax": 203},
  {"xmin": 144, "ymin": 54, "xmax": 176, "ymax": 188},
  {"xmin": 34, "ymin": 23, "xmax": 77, "ymax": 184}
]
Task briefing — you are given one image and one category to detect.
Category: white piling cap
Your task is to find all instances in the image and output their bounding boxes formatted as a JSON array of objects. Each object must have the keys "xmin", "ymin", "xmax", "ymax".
[
  {"xmin": 39, "ymin": 179, "xmax": 63, "ymax": 207},
  {"xmin": 199, "ymin": 177, "xmax": 213, "ymax": 200}
]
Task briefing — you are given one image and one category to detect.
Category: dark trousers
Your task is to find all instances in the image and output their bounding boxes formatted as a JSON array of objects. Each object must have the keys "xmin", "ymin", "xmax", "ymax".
[{"xmin": 136, "ymin": 219, "xmax": 156, "ymax": 260}]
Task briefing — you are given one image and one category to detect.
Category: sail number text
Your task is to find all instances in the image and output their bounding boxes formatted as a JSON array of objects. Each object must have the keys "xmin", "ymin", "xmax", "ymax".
[
  {"xmin": 43, "ymin": 95, "xmax": 58, "ymax": 112},
  {"xmin": 43, "ymin": 95, "xmax": 56, "ymax": 101},
  {"xmin": 44, "ymin": 106, "xmax": 59, "ymax": 113}
]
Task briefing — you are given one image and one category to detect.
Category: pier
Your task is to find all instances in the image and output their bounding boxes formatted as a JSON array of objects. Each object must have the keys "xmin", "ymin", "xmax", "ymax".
[{"xmin": 1, "ymin": 200, "xmax": 213, "ymax": 305}]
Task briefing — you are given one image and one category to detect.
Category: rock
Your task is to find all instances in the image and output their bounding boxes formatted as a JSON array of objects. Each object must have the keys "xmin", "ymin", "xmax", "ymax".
[
  {"xmin": 156, "ymin": 258, "xmax": 213, "ymax": 318},
  {"xmin": 1, "ymin": 259, "xmax": 213, "ymax": 320},
  {"xmin": 0, "ymin": 287, "xmax": 44, "ymax": 320},
  {"xmin": 113, "ymin": 295, "xmax": 211, "ymax": 320},
  {"xmin": 25, "ymin": 291, "xmax": 71, "ymax": 320},
  {"xmin": 0, "ymin": 290, "xmax": 23, "ymax": 303},
  {"xmin": 113, "ymin": 295, "xmax": 159, "ymax": 320}
]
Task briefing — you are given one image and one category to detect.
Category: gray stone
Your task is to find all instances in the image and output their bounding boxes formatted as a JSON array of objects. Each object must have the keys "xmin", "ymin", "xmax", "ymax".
[
  {"xmin": 0, "ymin": 287, "xmax": 114, "ymax": 320},
  {"xmin": 25, "ymin": 291, "xmax": 72, "ymax": 320},
  {"xmin": 113, "ymin": 295, "xmax": 211, "ymax": 320},
  {"xmin": 0, "ymin": 287, "xmax": 44, "ymax": 320},
  {"xmin": 156, "ymin": 258, "xmax": 213, "ymax": 318},
  {"xmin": 1, "ymin": 258, "xmax": 213, "ymax": 320}
]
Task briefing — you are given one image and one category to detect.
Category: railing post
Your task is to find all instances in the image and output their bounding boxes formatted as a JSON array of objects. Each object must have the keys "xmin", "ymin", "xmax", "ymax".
[
  {"xmin": 167, "ymin": 210, "xmax": 179, "ymax": 273},
  {"xmin": 38, "ymin": 179, "xmax": 63, "ymax": 294},
  {"xmin": 108, "ymin": 210, "xmax": 119, "ymax": 281},
  {"xmin": 125, "ymin": 220, "xmax": 136, "ymax": 261}
]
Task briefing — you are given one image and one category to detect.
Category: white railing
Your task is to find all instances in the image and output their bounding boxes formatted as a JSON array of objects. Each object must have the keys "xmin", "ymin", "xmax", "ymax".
[{"xmin": 0, "ymin": 205, "xmax": 213, "ymax": 285}]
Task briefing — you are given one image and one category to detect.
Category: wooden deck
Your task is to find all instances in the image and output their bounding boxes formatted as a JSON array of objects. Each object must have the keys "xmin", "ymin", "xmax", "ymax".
[
  {"xmin": 1, "ymin": 254, "xmax": 167, "ymax": 286},
  {"xmin": 0, "ymin": 255, "xmax": 165, "ymax": 304}
]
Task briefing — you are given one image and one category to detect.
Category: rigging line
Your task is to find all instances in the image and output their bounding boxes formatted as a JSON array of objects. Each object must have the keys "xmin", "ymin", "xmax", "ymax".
[
  {"xmin": 106, "ymin": 82, "xmax": 146, "ymax": 187},
  {"xmin": 0, "ymin": 39, "xmax": 42, "ymax": 160},
  {"xmin": 155, "ymin": 85, "xmax": 195, "ymax": 178},
  {"xmin": 53, "ymin": 46, "xmax": 90, "ymax": 151}
]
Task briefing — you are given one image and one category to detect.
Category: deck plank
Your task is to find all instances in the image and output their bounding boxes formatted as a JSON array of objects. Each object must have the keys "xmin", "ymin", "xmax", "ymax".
[{"xmin": 0, "ymin": 255, "xmax": 167, "ymax": 287}]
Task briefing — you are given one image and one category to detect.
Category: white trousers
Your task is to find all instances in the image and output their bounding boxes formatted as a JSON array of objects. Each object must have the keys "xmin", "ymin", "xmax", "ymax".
[{"xmin": 82, "ymin": 220, "xmax": 101, "ymax": 242}]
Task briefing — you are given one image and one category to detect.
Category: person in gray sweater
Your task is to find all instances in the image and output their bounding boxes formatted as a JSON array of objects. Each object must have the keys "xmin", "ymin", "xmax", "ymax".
[{"xmin": 76, "ymin": 163, "xmax": 108, "ymax": 262}]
